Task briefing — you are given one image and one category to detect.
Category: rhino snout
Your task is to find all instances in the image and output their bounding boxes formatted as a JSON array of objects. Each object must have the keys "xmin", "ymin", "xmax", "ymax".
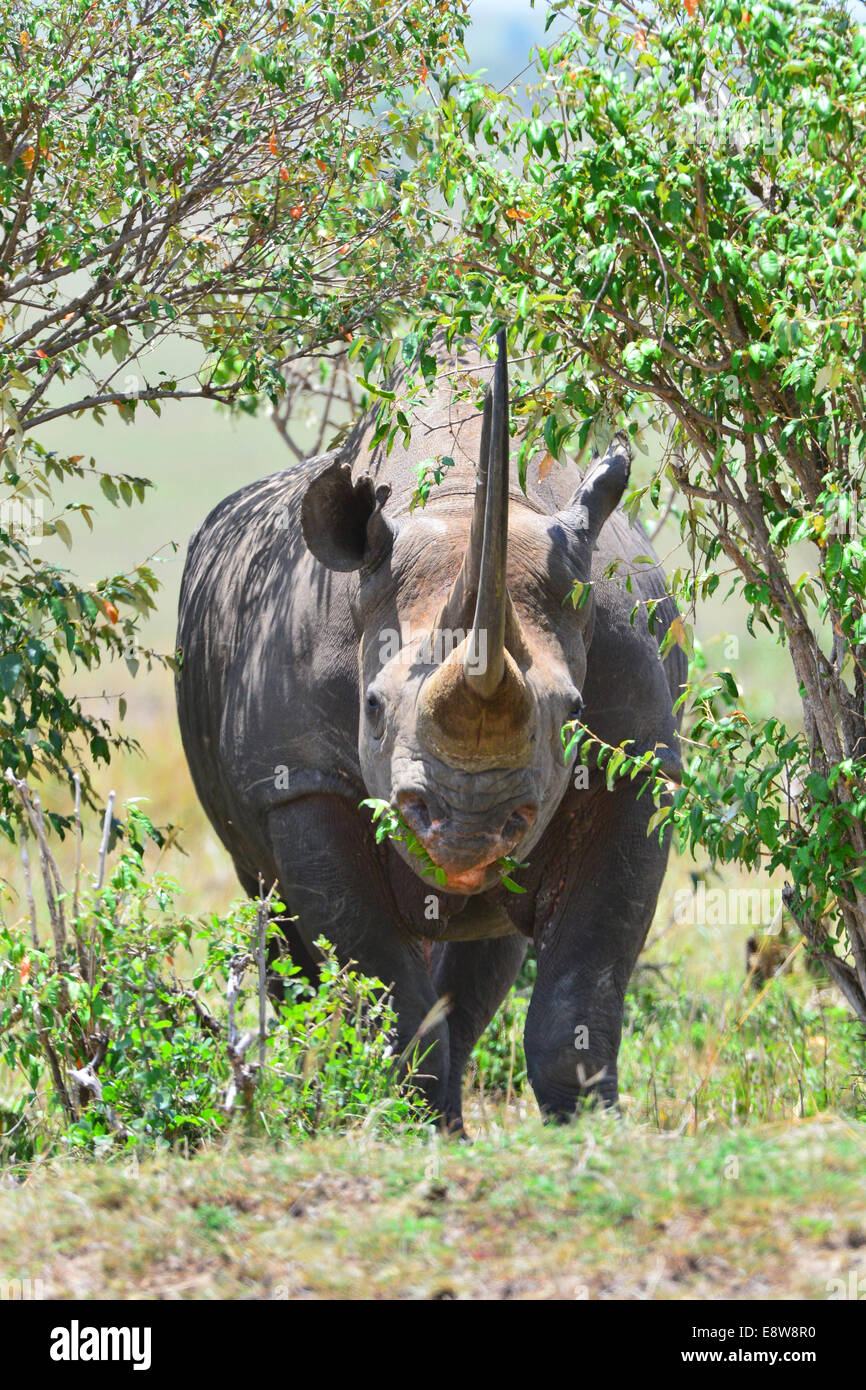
[{"xmin": 396, "ymin": 790, "xmax": 537, "ymax": 892}]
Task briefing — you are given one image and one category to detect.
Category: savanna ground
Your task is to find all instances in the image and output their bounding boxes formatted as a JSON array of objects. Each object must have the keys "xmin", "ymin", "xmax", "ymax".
[
  {"xmin": 2, "ymin": 1117, "xmax": 865, "ymax": 1300},
  {"xmin": 1, "ymin": 381, "xmax": 865, "ymax": 1302}
]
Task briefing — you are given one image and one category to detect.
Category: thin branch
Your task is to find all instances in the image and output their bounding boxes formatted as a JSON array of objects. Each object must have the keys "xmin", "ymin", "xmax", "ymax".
[{"xmin": 96, "ymin": 790, "xmax": 116, "ymax": 893}]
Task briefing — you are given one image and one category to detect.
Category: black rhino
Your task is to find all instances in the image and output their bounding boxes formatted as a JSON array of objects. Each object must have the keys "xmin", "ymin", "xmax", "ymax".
[{"xmin": 176, "ymin": 332, "xmax": 685, "ymax": 1127}]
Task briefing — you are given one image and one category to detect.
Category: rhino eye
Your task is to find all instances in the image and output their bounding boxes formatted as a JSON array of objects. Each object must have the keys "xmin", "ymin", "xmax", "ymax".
[
  {"xmin": 567, "ymin": 694, "xmax": 584, "ymax": 723},
  {"xmin": 364, "ymin": 690, "xmax": 383, "ymax": 724}
]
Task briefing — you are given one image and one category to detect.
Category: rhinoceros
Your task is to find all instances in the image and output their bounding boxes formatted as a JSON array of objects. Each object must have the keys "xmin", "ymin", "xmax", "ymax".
[{"xmin": 176, "ymin": 331, "xmax": 685, "ymax": 1127}]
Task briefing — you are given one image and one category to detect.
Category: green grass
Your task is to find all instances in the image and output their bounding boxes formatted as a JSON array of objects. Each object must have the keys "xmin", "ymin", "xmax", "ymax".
[{"xmin": 1, "ymin": 1116, "xmax": 863, "ymax": 1298}]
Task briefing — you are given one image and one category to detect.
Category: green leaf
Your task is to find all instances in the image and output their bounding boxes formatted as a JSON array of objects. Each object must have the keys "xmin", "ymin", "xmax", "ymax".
[
  {"xmin": 52, "ymin": 518, "xmax": 73, "ymax": 549},
  {"xmin": 323, "ymin": 66, "xmax": 343, "ymax": 100},
  {"xmin": 646, "ymin": 805, "xmax": 672, "ymax": 837},
  {"xmin": 110, "ymin": 326, "xmax": 131, "ymax": 364},
  {"xmin": 527, "ymin": 119, "xmax": 547, "ymax": 154},
  {"xmin": 757, "ymin": 251, "xmax": 781, "ymax": 285},
  {"xmin": 0, "ymin": 656, "xmax": 23, "ymax": 695},
  {"xmin": 501, "ymin": 875, "xmax": 526, "ymax": 893}
]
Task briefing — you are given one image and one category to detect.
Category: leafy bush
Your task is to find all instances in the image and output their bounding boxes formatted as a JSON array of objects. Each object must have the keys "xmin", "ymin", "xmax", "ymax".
[
  {"xmin": 0, "ymin": 792, "xmax": 432, "ymax": 1165},
  {"xmin": 194, "ymin": 918, "xmax": 436, "ymax": 1142}
]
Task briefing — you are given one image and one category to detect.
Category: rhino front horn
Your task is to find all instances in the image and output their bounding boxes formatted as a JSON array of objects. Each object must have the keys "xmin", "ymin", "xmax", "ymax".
[
  {"xmin": 464, "ymin": 327, "xmax": 510, "ymax": 699},
  {"xmin": 417, "ymin": 637, "xmax": 534, "ymax": 770},
  {"xmin": 418, "ymin": 327, "xmax": 536, "ymax": 767}
]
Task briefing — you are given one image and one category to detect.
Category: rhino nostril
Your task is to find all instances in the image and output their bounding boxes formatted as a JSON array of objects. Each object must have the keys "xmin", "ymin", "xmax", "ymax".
[
  {"xmin": 397, "ymin": 793, "xmax": 432, "ymax": 837},
  {"xmin": 502, "ymin": 802, "xmax": 538, "ymax": 843}
]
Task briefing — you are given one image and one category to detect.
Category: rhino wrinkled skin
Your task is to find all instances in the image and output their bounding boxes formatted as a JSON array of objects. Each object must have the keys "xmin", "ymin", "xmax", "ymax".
[{"xmin": 176, "ymin": 333, "xmax": 686, "ymax": 1127}]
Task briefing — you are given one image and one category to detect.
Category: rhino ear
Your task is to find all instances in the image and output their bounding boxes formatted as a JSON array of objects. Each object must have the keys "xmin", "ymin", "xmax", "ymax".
[
  {"xmin": 560, "ymin": 431, "xmax": 631, "ymax": 547},
  {"xmin": 301, "ymin": 459, "xmax": 395, "ymax": 572}
]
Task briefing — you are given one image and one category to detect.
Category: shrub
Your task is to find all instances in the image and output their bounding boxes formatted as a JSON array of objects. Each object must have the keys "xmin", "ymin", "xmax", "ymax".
[{"xmin": 0, "ymin": 784, "xmax": 432, "ymax": 1165}]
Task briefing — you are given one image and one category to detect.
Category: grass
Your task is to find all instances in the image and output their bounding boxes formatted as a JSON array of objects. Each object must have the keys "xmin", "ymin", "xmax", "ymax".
[{"xmin": 1, "ymin": 1115, "xmax": 864, "ymax": 1298}]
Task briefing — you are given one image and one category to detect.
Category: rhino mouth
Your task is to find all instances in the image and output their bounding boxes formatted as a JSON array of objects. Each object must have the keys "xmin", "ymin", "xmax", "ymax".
[
  {"xmin": 435, "ymin": 860, "xmax": 501, "ymax": 894},
  {"xmin": 397, "ymin": 791, "xmax": 536, "ymax": 894}
]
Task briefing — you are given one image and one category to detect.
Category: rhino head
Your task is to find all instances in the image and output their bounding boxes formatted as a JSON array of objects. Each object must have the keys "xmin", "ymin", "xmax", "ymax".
[{"xmin": 301, "ymin": 331, "xmax": 630, "ymax": 895}]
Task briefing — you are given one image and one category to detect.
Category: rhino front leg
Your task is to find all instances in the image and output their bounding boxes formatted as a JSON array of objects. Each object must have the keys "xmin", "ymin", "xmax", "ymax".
[
  {"xmin": 525, "ymin": 785, "xmax": 670, "ymax": 1120},
  {"xmin": 266, "ymin": 796, "xmax": 450, "ymax": 1114},
  {"xmin": 432, "ymin": 932, "xmax": 528, "ymax": 1133}
]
